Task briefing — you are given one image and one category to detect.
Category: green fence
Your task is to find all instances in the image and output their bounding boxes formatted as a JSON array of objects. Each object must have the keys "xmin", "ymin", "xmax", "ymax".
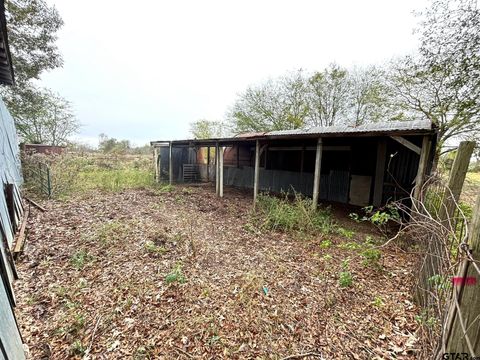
[{"xmin": 22, "ymin": 158, "xmax": 52, "ymax": 198}]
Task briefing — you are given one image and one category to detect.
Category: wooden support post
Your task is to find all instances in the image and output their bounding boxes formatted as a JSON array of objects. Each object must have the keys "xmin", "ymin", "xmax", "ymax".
[
  {"xmin": 153, "ymin": 147, "xmax": 159, "ymax": 183},
  {"xmin": 373, "ymin": 139, "xmax": 387, "ymax": 207},
  {"xmin": 440, "ymin": 141, "xmax": 475, "ymax": 220},
  {"xmin": 264, "ymin": 146, "xmax": 268, "ymax": 169},
  {"xmin": 390, "ymin": 135, "xmax": 421, "ymax": 154},
  {"xmin": 236, "ymin": 145, "xmax": 240, "ymax": 168},
  {"xmin": 219, "ymin": 146, "xmax": 224, "ymax": 198},
  {"xmin": 215, "ymin": 142, "xmax": 219, "ymax": 195},
  {"xmin": 312, "ymin": 138, "xmax": 323, "ymax": 210},
  {"xmin": 253, "ymin": 140, "xmax": 260, "ymax": 206},
  {"xmin": 169, "ymin": 142, "xmax": 173, "ymax": 185},
  {"xmin": 206, "ymin": 146, "xmax": 210, "ymax": 182},
  {"xmin": 445, "ymin": 193, "xmax": 480, "ymax": 356},
  {"xmin": 300, "ymin": 145, "xmax": 305, "ymax": 174},
  {"xmin": 413, "ymin": 135, "xmax": 432, "ymax": 200}
]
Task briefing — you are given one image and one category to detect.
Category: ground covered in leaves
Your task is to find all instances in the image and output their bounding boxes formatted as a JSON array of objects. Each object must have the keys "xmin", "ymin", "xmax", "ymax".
[{"xmin": 15, "ymin": 185, "xmax": 421, "ymax": 359}]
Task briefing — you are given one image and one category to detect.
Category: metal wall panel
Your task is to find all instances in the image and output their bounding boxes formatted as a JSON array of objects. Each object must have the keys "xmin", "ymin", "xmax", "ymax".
[{"xmin": 0, "ymin": 96, "xmax": 24, "ymax": 359}]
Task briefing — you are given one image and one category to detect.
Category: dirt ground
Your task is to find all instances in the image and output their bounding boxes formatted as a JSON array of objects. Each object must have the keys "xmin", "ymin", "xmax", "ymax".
[{"xmin": 15, "ymin": 185, "xmax": 421, "ymax": 359}]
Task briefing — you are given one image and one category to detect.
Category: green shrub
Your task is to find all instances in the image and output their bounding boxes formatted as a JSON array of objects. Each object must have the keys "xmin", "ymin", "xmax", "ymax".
[
  {"xmin": 165, "ymin": 263, "xmax": 186, "ymax": 285},
  {"xmin": 70, "ymin": 339, "xmax": 86, "ymax": 356},
  {"xmin": 320, "ymin": 239, "xmax": 332, "ymax": 248},
  {"xmin": 339, "ymin": 271, "xmax": 353, "ymax": 287},
  {"xmin": 70, "ymin": 249, "xmax": 94, "ymax": 270},
  {"xmin": 372, "ymin": 296, "xmax": 384, "ymax": 307},
  {"xmin": 144, "ymin": 240, "xmax": 166, "ymax": 254},
  {"xmin": 97, "ymin": 221, "xmax": 128, "ymax": 245},
  {"xmin": 336, "ymin": 227, "xmax": 355, "ymax": 239},
  {"xmin": 361, "ymin": 248, "xmax": 382, "ymax": 268},
  {"xmin": 255, "ymin": 192, "xmax": 334, "ymax": 235},
  {"xmin": 338, "ymin": 242, "xmax": 361, "ymax": 250},
  {"xmin": 157, "ymin": 184, "xmax": 174, "ymax": 193},
  {"xmin": 349, "ymin": 204, "xmax": 400, "ymax": 238}
]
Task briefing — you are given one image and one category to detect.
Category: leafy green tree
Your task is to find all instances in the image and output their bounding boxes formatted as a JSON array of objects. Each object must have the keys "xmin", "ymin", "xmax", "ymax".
[
  {"xmin": 347, "ymin": 66, "xmax": 397, "ymax": 126},
  {"xmin": 228, "ymin": 66, "xmax": 394, "ymax": 132},
  {"xmin": 305, "ymin": 64, "xmax": 349, "ymax": 127},
  {"xmin": 98, "ymin": 134, "xmax": 131, "ymax": 154},
  {"xmin": 10, "ymin": 85, "xmax": 78, "ymax": 145},
  {"xmin": 190, "ymin": 119, "xmax": 226, "ymax": 139},
  {"xmin": 227, "ymin": 70, "xmax": 309, "ymax": 133},
  {"xmin": 5, "ymin": 0, "xmax": 64, "ymax": 84},
  {"xmin": 0, "ymin": 0, "xmax": 73, "ymax": 143}
]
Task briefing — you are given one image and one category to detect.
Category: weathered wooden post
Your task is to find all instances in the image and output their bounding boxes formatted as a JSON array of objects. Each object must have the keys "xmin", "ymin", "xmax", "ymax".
[
  {"xmin": 413, "ymin": 135, "xmax": 432, "ymax": 200},
  {"xmin": 312, "ymin": 138, "xmax": 323, "ymax": 210},
  {"xmin": 417, "ymin": 141, "xmax": 475, "ymax": 310},
  {"xmin": 153, "ymin": 147, "xmax": 159, "ymax": 182},
  {"xmin": 206, "ymin": 146, "xmax": 210, "ymax": 182},
  {"xmin": 445, "ymin": 193, "xmax": 480, "ymax": 356},
  {"xmin": 373, "ymin": 139, "xmax": 387, "ymax": 207},
  {"xmin": 169, "ymin": 142, "xmax": 173, "ymax": 185},
  {"xmin": 439, "ymin": 141, "xmax": 475, "ymax": 220},
  {"xmin": 219, "ymin": 145, "xmax": 224, "ymax": 198},
  {"xmin": 215, "ymin": 142, "xmax": 219, "ymax": 195},
  {"xmin": 253, "ymin": 140, "xmax": 260, "ymax": 207}
]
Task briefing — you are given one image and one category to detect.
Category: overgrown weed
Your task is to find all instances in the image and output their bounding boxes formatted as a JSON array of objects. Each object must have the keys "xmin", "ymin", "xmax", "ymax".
[{"xmin": 253, "ymin": 192, "xmax": 334, "ymax": 235}]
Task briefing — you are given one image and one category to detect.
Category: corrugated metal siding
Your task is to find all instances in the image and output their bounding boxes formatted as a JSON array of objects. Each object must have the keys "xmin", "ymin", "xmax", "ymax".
[
  {"xmin": 159, "ymin": 147, "xmax": 197, "ymax": 182},
  {"xmin": 383, "ymin": 138, "xmax": 420, "ymax": 203},
  {"xmin": 0, "ymin": 96, "xmax": 25, "ymax": 360}
]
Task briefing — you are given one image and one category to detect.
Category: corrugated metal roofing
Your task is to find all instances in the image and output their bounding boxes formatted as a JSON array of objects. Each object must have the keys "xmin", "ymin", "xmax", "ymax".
[
  {"xmin": 265, "ymin": 120, "xmax": 433, "ymax": 136},
  {"xmin": 151, "ymin": 120, "xmax": 434, "ymax": 146}
]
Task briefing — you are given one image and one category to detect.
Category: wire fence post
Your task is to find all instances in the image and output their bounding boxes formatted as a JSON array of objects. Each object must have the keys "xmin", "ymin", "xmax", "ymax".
[
  {"xmin": 444, "ymin": 194, "xmax": 480, "ymax": 356},
  {"xmin": 46, "ymin": 166, "xmax": 52, "ymax": 198},
  {"xmin": 439, "ymin": 141, "xmax": 475, "ymax": 221}
]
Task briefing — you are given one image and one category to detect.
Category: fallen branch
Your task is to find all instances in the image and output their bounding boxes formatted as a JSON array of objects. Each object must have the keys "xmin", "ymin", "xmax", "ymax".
[
  {"xmin": 281, "ymin": 352, "xmax": 324, "ymax": 360},
  {"xmin": 83, "ymin": 315, "xmax": 102, "ymax": 359},
  {"xmin": 173, "ymin": 346, "xmax": 194, "ymax": 358},
  {"xmin": 25, "ymin": 197, "xmax": 47, "ymax": 212}
]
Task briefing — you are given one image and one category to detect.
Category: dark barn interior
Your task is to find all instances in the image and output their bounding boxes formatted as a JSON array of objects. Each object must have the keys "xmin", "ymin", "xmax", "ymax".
[{"xmin": 151, "ymin": 120, "xmax": 436, "ymax": 208}]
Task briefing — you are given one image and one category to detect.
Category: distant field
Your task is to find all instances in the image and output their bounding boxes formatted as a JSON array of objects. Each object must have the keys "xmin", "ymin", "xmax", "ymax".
[
  {"xmin": 23, "ymin": 152, "xmax": 155, "ymax": 199},
  {"xmin": 461, "ymin": 172, "xmax": 480, "ymax": 207}
]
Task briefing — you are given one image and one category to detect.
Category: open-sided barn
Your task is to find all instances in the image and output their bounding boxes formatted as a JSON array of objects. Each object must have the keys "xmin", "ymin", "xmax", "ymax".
[{"xmin": 151, "ymin": 120, "xmax": 436, "ymax": 208}]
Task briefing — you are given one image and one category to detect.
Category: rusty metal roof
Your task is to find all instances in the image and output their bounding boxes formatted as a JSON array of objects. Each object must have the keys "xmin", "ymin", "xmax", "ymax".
[
  {"xmin": 265, "ymin": 120, "xmax": 433, "ymax": 136},
  {"xmin": 151, "ymin": 120, "xmax": 435, "ymax": 146}
]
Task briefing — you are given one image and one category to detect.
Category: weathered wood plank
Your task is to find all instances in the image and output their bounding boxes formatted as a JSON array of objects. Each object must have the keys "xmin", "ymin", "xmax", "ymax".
[
  {"xmin": 253, "ymin": 140, "xmax": 260, "ymax": 206},
  {"xmin": 390, "ymin": 136, "xmax": 421, "ymax": 154},
  {"xmin": 168, "ymin": 142, "xmax": 173, "ymax": 185},
  {"xmin": 312, "ymin": 138, "xmax": 323, "ymax": 209},
  {"xmin": 413, "ymin": 135, "xmax": 432, "ymax": 200},
  {"xmin": 373, "ymin": 139, "xmax": 387, "ymax": 207},
  {"xmin": 219, "ymin": 147, "xmax": 224, "ymax": 198},
  {"xmin": 12, "ymin": 207, "xmax": 29, "ymax": 257}
]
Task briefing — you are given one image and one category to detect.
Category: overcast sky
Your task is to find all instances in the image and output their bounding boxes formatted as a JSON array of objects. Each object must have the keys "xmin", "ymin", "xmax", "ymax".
[{"xmin": 41, "ymin": 0, "xmax": 428, "ymax": 147}]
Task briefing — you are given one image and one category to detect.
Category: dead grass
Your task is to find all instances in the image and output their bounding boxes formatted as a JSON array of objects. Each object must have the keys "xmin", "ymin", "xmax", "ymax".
[{"xmin": 16, "ymin": 185, "xmax": 420, "ymax": 359}]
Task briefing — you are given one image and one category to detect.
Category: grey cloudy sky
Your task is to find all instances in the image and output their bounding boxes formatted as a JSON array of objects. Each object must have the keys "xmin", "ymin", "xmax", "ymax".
[{"xmin": 41, "ymin": 0, "xmax": 428, "ymax": 146}]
